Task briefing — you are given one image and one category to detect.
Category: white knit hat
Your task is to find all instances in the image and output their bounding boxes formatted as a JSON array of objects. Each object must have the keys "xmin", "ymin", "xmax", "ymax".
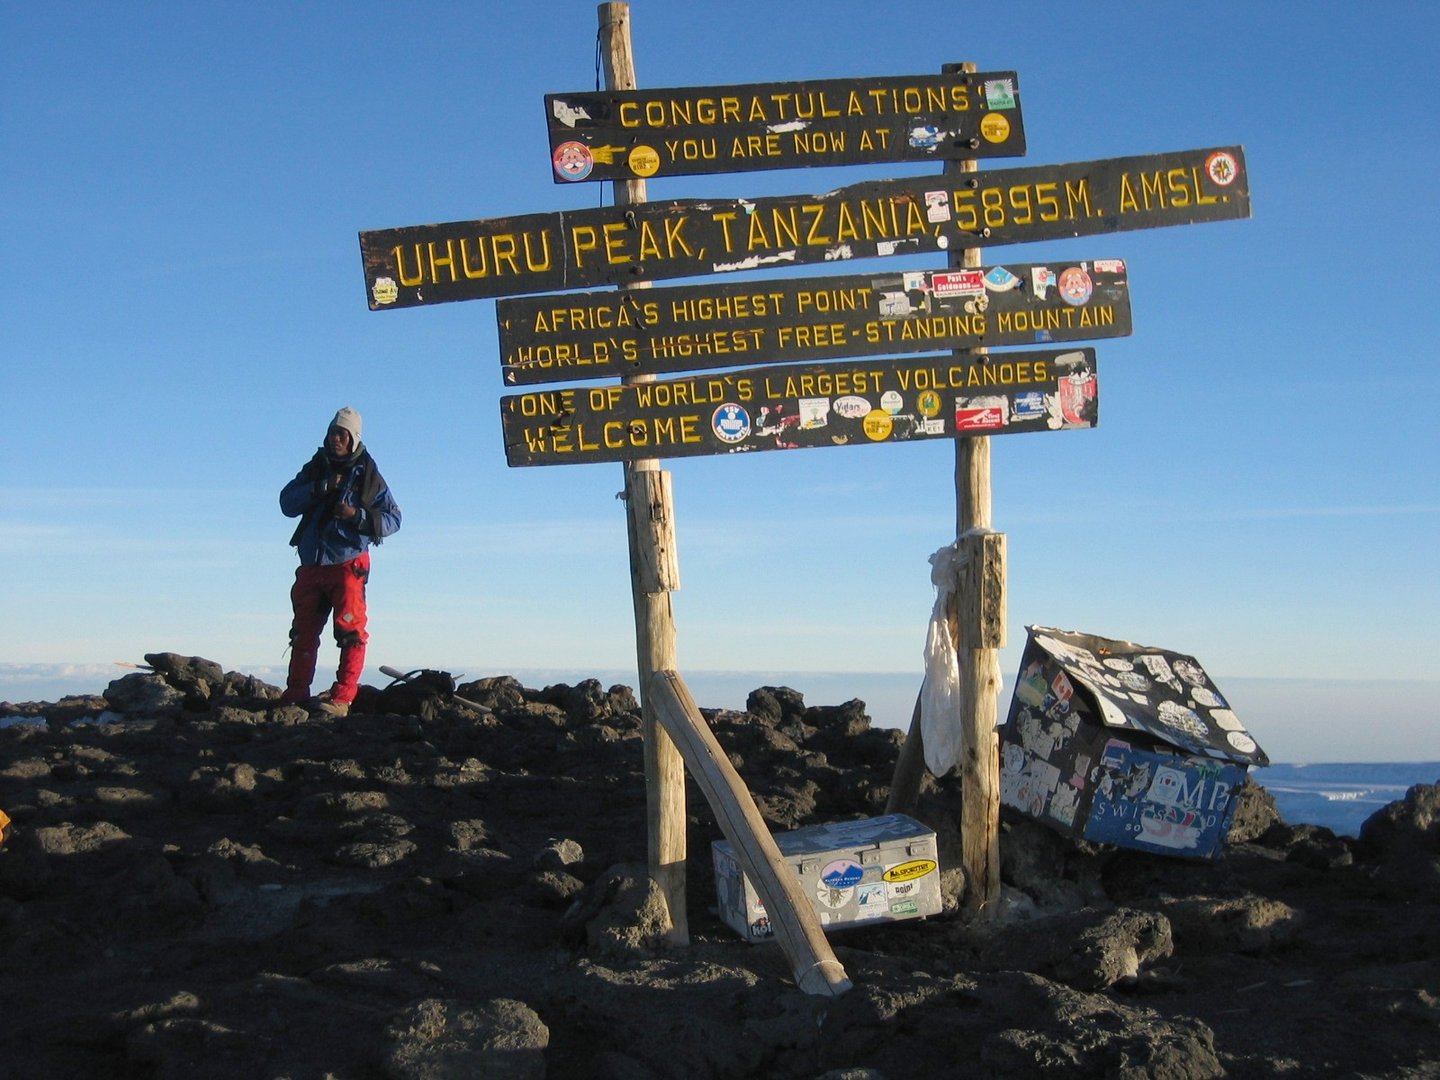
[{"xmin": 329, "ymin": 406, "xmax": 362, "ymax": 448}]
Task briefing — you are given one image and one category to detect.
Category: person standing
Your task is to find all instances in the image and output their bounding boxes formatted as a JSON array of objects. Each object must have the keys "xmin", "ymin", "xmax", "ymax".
[{"xmin": 279, "ymin": 407, "xmax": 401, "ymax": 715}]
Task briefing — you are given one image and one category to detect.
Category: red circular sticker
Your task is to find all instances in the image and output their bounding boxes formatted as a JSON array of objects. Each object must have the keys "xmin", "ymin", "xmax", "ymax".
[
  {"xmin": 552, "ymin": 141, "xmax": 594, "ymax": 182},
  {"xmin": 1058, "ymin": 267, "xmax": 1093, "ymax": 306},
  {"xmin": 1205, "ymin": 151, "xmax": 1239, "ymax": 187}
]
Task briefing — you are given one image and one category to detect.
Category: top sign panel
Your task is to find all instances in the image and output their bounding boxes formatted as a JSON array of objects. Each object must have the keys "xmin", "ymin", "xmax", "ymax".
[{"xmin": 545, "ymin": 72, "xmax": 1025, "ymax": 183}]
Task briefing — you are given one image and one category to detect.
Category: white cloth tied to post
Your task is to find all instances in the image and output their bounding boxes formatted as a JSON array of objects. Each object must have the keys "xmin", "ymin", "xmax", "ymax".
[
  {"xmin": 920, "ymin": 530, "xmax": 1003, "ymax": 776},
  {"xmin": 921, "ymin": 541, "xmax": 966, "ymax": 777}
]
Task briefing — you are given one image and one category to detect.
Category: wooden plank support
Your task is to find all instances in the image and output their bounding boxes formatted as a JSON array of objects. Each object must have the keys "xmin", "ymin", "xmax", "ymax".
[
  {"xmin": 883, "ymin": 691, "xmax": 925, "ymax": 817},
  {"xmin": 957, "ymin": 531, "xmax": 1006, "ymax": 651},
  {"xmin": 648, "ymin": 670, "xmax": 853, "ymax": 997},
  {"xmin": 957, "ymin": 530, "xmax": 1005, "ymax": 913},
  {"xmin": 627, "ymin": 467, "xmax": 680, "ymax": 594},
  {"xmin": 600, "ymin": 0, "xmax": 689, "ymax": 945}
]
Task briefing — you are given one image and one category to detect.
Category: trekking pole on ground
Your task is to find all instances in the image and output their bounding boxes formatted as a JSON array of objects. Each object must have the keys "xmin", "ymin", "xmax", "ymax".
[{"xmin": 379, "ymin": 665, "xmax": 491, "ymax": 713}]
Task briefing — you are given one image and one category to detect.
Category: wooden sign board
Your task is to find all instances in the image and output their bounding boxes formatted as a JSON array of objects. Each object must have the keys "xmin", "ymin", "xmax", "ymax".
[
  {"xmin": 361, "ymin": 147, "xmax": 1248, "ymax": 309},
  {"xmin": 497, "ymin": 261, "xmax": 1130, "ymax": 385},
  {"xmin": 501, "ymin": 348, "xmax": 1097, "ymax": 467},
  {"xmin": 545, "ymin": 72, "xmax": 1025, "ymax": 183}
]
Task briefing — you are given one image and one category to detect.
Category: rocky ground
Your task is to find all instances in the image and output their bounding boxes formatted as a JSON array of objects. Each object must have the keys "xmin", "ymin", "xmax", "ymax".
[{"xmin": 2, "ymin": 653, "xmax": 1439, "ymax": 1079}]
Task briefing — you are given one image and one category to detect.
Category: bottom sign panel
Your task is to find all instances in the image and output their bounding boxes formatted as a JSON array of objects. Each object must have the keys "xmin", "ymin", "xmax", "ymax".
[{"xmin": 501, "ymin": 348, "xmax": 1097, "ymax": 467}]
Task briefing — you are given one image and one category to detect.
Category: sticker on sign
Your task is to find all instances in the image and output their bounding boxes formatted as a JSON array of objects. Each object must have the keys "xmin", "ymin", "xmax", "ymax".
[{"xmin": 932, "ymin": 270, "xmax": 985, "ymax": 298}]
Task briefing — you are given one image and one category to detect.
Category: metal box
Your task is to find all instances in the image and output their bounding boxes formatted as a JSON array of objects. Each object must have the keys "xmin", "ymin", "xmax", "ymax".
[{"xmin": 712, "ymin": 813, "xmax": 942, "ymax": 944}]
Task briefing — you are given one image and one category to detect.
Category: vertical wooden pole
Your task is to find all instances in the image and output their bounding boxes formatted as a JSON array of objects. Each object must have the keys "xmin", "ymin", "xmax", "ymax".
[
  {"xmin": 599, "ymin": 1, "xmax": 689, "ymax": 945},
  {"xmin": 955, "ymin": 529, "xmax": 1004, "ymax": 914},
  {"xmin": 947, "ymin": 61, "xmax": 1003, "ymax": 914}
]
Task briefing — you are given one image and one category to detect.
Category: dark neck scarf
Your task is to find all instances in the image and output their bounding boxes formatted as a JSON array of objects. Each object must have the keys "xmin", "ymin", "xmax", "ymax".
[{"xmin": 324, "ymin": 440, "xmax": 366, "ymax": 469}]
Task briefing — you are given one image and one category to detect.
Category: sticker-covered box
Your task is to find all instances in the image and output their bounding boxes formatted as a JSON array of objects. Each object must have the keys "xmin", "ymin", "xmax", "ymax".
[
  {"xmin": 999, "ymin": 626, "xmax": 1268, "ymax": 860},
  {"xmin": 712, "ymin": 813, "xmax": 942, "ymax": 944}
]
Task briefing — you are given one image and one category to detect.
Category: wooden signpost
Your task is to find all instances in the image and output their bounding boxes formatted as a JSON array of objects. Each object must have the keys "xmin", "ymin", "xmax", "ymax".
[
  {"xmin": 358, "ymin": 1, "xmax": 1251, "ymax": 991},
  {"xmin": 359, "ymin": 146, "xmax": 1248, "ymax": 309},
  {"xmin": 543, "ymin": 71, "xmax": 1025, "ymax": 182},
  {"xmin": 497, "ymin": 261, "xmax": 1131, "ymax": 384}
]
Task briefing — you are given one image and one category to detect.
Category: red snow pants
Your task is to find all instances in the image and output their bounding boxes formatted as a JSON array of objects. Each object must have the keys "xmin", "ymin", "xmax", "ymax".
[{"xmin": 282, "ymin": 552, "xmax": 370, "ymax": 705}]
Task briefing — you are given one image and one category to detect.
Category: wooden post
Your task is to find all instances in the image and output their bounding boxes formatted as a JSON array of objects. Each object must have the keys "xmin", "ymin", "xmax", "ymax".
[
  {"xmin": 948, "ymin": 60, "xmax": 1004, "ymax": 915},
  {"xmin": 955, "ymin": 530, "xmax": 1004, "ymax": 913},
  {"xmin": 648, "ymin": 670, "xmax": 851, "ymax": 997},
  {"xmin": 599, "ymin": 1, "xmax": 689, "ymax": 945}
]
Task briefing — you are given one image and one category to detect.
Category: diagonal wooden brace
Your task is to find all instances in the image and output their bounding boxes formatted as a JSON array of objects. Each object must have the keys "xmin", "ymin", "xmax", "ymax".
[{"xmin": 647, "ymin": 669, "xmax": 852, "ymax": 997}]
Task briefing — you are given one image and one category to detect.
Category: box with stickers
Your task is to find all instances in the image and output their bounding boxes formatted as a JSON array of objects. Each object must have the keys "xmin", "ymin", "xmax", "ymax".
[
  {"xmin": 999, "ymin": 626, "xmax": 1268, "ymax": 860},
  {"xmin": 712, "ymin": 813, "xmax": 943, "ymax": 944}
]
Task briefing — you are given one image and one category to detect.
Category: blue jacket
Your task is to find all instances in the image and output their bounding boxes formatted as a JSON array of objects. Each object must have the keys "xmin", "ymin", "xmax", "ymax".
[{"xmin": 280, "ymin": 446, "xmax": 401, "ymax": 566}]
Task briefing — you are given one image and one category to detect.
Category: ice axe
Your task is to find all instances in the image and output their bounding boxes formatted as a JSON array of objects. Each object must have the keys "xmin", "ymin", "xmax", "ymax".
[{"xmin": 379, "ymin": 665, "xmax": 492, "ymax": 714}]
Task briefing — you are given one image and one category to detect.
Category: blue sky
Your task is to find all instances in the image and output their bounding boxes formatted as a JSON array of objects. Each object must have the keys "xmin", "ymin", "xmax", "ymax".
[{"xmin": 3, "ymin": 2, "xmax": 1437, "ymax": 761}]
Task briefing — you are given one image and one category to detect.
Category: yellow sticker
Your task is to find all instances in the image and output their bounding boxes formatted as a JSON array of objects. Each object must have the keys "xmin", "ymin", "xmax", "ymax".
[
  {"xmin": 980, "ymin": 113, "xmax": 1011, "ymax": 144},
  {"xmin": 862, "ymin": 409, "xmax": 893, "ymax": 441},
  {"xmin": 883, "ymin": 859, "xmax": 937, "ymax": 883},
  {"xmin": 917, "ymin": 390, "xmax": 941, "ymax": 418},
  {"xmin": 628, "ymin": 145, "xmax": 661, "ymax": 177},
  {"xmin": 370, "ymin": 277, "xmax": 398, "ymax": 306}
]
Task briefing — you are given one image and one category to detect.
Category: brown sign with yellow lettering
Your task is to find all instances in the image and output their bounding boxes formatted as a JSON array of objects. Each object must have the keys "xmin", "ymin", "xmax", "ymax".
[
  {"xmin": 361, "ymin": 146, "xmax": 1247, "ymax": 310},
  {"xmin": 501, "ymin": 348, "xmax": 1097, "ymax": 467},
  {"xmin": 496, "ymin": 262, "xmax": 1130, "ymax": 385},
  {"xmin": 544, "ymin": 72, "xmax": 1024, "ymax": 183}
]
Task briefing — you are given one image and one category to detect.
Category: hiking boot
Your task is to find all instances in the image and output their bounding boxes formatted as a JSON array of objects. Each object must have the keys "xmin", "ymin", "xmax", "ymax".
[{"xmin": 312, "ymin": 693, "xmax": 351, "ymax": 718}]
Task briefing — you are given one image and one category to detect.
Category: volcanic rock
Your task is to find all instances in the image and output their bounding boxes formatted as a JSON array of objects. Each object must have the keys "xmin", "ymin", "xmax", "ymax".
[{"xmin": 1, "ymin": 658, "xmax": 1438, "ymax": 1077}]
